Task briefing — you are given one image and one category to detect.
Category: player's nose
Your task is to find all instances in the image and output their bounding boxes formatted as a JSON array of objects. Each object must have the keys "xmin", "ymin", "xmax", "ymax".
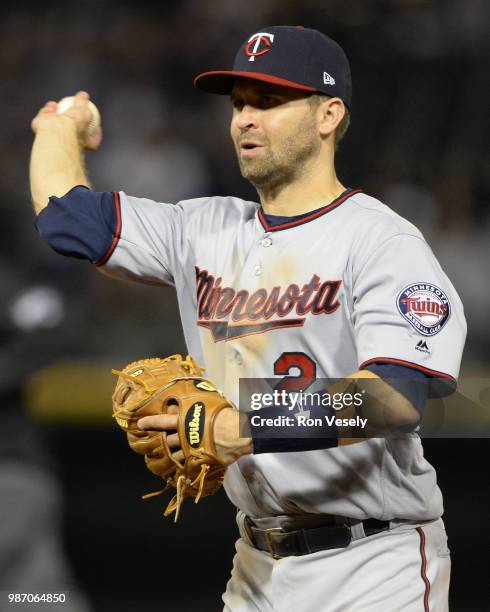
[{"xmin": 235, "ymin": 105, "xmax": 260, "ymax": 131}]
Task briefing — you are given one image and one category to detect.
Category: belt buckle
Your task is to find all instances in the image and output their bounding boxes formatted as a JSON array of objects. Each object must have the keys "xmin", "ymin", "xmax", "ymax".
[{"xmin": 263, "ymin": 527, "xmax": 285, "ymax": 560}]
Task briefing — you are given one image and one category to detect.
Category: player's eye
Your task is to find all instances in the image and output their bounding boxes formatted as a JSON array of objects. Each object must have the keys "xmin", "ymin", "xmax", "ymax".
[
  {"xmin": 231, "ymin": 97, "xmax": 244, "ymax": 111},
  {"xmin": 260, "ymin": 95, "xmax": 281, "ymax": 108}
]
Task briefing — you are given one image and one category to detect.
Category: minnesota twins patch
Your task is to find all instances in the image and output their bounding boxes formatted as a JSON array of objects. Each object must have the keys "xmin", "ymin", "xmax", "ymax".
[{"xmin": 397, "ymin": 283, "xmax": 450, "ymax": 336}]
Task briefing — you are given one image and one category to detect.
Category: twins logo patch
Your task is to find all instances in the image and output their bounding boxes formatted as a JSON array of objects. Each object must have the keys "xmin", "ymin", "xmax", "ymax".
[{"xmin": 397, "ymin": 283, "xmax": 450, "ymax": 336}]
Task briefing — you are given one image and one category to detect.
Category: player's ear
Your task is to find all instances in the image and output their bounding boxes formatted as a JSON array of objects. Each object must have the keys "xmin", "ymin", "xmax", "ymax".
[{"xmin": 317, "ymin": 97, "xmax": 346, "ymax": 139}]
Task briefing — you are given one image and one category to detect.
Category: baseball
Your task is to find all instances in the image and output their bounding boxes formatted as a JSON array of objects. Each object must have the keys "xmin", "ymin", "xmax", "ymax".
[{"xmin": 56, "ymin": 96, "xmax": 100, "ymax": 135}]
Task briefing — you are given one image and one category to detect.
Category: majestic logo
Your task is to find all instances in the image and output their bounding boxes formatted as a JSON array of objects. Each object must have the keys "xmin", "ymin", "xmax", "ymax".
[
  {"xmin": 323, "ymin": 72, "xmax": 335, "ymax": 85},
  {"xmin": 245, "ymin": 32, "xmax": 275, "ymax": 62},
  {"xmin": 398, "ymin": 283, "xmax": 450, "ymax": 336},
  {"xmin": 185, "ymin": 402, "xmax": 204, "ymax": 447},
  {"xmin": 196, "ymin": 267, "xmax": 341, "ymax": 342},
  {"xmin": 415, "ymin": 340, "xmax": 430, "ymax": 354}
]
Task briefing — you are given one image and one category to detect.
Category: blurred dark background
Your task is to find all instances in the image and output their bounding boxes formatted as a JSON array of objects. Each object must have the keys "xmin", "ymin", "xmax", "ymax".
[{"xmin": 0, "ymin": 0, "xmax": 488, "ymax": 610}]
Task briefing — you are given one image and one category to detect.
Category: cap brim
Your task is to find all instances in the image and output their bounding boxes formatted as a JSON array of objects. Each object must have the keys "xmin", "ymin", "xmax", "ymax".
[{"xmin": 194, "ymin": 70, "xmax": 317, "ymax": 95}]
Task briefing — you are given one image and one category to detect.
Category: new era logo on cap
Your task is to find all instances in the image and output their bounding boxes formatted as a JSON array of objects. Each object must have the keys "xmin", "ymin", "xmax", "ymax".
[{"xmin": 194, "ymin": 25, "xmax": 352, "ymax": 109}]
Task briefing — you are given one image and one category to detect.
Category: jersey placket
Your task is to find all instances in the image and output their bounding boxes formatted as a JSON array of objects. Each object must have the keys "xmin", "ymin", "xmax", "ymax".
[{"xmin": 221, "ymin": 223, "xmax": 274, "ymax": 401}]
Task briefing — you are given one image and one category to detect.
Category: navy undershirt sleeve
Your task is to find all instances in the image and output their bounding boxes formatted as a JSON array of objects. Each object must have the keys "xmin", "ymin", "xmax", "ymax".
[
  {"xmin": 362, "ymin": 362, "xmax": 429, "ymax": 417},
  {"xmin": 35, "ymin": 186, "xmax": 118, "ymax": 264}
]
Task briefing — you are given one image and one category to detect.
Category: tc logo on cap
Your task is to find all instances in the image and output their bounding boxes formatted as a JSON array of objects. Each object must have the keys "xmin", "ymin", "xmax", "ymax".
[{"xmin": 245, "ymin": 32, "xmax": 275, "ymax": 62}]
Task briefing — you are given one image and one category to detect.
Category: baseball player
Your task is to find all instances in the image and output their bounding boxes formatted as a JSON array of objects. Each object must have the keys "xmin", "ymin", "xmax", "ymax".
[{"xmin": 30, "ymin": 26, "xmax": 466, "ymax": 611}]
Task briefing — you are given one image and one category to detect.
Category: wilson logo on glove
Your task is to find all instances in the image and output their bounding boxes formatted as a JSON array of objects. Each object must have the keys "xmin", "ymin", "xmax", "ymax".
[
  {"xmin": 186, "ymin": 402, "xmax": 205, "ymax": 447},
  {"xmin": 115, "ymin": 415, "xmax": 129, "ymax": 429},
  {"xmin": 194, "ymin": 380, "xmax": 216, "ymax": 392}
]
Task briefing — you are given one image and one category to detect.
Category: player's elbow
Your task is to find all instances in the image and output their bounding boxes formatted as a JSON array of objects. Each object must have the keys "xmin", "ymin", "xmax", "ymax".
[{"xmin": 395, "ymin": 401, "xmax": 422, "ymax": 433}]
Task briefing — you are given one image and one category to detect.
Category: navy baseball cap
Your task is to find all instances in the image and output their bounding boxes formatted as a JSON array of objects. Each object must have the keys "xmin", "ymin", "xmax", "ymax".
[{"xmin": 194, "ymin": 25, "xmax": 352, "ymax": 108}]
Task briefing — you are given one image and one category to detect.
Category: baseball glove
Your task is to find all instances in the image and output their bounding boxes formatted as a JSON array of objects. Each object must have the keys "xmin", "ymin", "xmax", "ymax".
[{"xmin": 111, "ymin": 354, "xmax": 231, "ymax": 521}]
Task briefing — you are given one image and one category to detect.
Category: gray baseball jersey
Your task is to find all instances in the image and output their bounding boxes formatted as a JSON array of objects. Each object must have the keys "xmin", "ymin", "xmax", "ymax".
[{"xmin": 97, "ymin": 188, "xmax": 465, "ymax": 522}]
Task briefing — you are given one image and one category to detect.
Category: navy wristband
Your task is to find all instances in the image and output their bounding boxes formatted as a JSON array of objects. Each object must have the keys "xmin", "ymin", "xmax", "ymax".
[{"xmin": 247, "ymin": 403, "xmax": 338, "ymax": 454}]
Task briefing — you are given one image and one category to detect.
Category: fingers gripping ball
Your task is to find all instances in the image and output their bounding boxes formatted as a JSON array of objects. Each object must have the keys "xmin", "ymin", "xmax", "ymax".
[
  {"xmin": 57, "ymin": 96, "xmax": 100, "ymax": 135},
  {"xmin": 111, "ymin": 355, "xmax": 231, "ymax": 521}
]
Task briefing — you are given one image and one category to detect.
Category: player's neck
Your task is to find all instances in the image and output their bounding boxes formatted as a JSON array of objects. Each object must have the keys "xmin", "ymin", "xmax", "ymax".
[{"xmin": 257, "ymin": 162, "xmax": 345, "ymax": 216}]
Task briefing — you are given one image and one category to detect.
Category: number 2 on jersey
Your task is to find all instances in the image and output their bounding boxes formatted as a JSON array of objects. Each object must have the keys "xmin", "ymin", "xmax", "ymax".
[{"xmin": 273, "ymin": 352, "xmax": 316, "ymax": 393}]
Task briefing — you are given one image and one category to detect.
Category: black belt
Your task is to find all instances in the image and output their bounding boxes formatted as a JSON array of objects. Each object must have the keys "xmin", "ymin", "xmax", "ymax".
[{"xmin": 245, "ymin": 517, "xmax": 389, "ymax": 559}]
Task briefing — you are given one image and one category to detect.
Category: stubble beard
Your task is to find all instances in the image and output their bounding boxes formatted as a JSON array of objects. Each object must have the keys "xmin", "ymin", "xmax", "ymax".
[{"xmin": 237, "ymin": 116, "xmax": 320, "ymax": 194}]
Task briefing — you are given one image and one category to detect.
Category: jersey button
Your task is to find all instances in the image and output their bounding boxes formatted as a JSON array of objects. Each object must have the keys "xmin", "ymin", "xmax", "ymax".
[
  {"xmin": 261, "ymin": 237, "xmax": 272, "ymax": 248},
  {"xmin": 254, "ymin": 265, "xmax": 262, "ymax": 276},
  {"xmin": 234, "ymin": 352, "xmax": 243, "ymax": 366}
]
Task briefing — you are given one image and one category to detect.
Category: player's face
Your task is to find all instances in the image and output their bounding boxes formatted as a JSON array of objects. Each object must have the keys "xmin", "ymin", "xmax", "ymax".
[{"xmin": 230, "ymin": 79, "xmax": 320, "ymax": 190}]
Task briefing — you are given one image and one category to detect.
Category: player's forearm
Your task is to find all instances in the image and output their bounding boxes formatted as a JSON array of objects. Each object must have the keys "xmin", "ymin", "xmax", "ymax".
[
  {"xmin": 334, "ymin": 370, "xmax": 421, "ymax": 446},
  {"xmin": 30, "ymin": 116, "xmax": 90, "ymax": 215},
  {"xmin": 214, "ymin": 408, "xmax": 253, "ymax": 465}
]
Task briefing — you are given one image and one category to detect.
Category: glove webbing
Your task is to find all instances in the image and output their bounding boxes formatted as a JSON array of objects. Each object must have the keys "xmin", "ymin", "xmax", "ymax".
[
  {"xmin": 110, "ymin": 372, "xmax": 215, "ymax": 423},
  {"xmin": 142, "ymin": 462, "xmax": 211, "ymax": 522}
]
